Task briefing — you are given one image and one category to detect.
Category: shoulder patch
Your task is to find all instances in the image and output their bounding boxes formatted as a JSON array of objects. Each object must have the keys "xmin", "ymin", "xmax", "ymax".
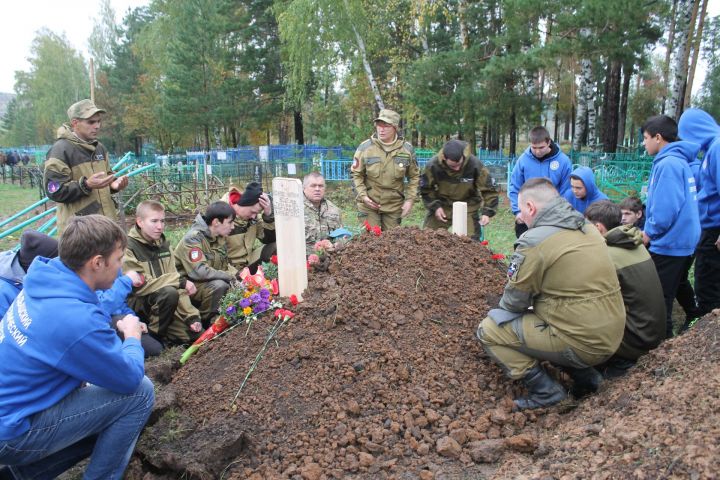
[
  {"xmin": 188, "ymin": 247, "xmax": 204, "ymax": 263},
  {"xmin": 47, "ymin": 181, "xmax": 60, "ymax": 194},
  {"xmin": 506, "ymin": 252, "xmax": 525, "ymax": 280},
  {"xmin": 351, "ymin": 157, "xmax": 360, "ymax": 171},
  {"xmin": 356, "ymin": 139, "xmax": 373, "ymax": 152}
]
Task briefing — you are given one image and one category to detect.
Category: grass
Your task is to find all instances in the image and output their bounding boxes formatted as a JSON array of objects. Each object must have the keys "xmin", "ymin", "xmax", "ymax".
[{"xmin": 0, "ymin": 183, "xmax": 46, "ymax": 251}]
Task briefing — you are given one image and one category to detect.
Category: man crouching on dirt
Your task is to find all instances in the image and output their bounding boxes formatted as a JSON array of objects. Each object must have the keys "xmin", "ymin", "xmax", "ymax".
[
  {"xmin": 0, "ymin": 215, "xmax": 154, "ymax": 478},
  {"xmin": 476, "ymin": 178, "xmax": 625, "ymax": 410}
]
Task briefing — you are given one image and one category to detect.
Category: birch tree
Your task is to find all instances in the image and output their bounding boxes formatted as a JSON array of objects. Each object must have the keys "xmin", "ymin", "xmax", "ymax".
[{"xmin": 667, "ymin": 0, "xmax": 694, "ymax": 119}]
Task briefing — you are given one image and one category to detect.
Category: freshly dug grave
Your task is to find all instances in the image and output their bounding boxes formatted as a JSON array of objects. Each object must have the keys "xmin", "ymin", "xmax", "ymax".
[
  {"xmin": 134, "ymin": 227, "xmax": 531, "ymax": 479},
  {"xmin": 133, "ymin": 226, "xmax": 720, "ymax": 480},
  {"xmin": 493, "ymin": 310, "xmax": 720, "ymax": 480}
]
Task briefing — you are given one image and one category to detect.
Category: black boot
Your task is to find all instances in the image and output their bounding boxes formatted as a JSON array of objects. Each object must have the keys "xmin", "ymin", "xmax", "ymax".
[
  {"xmin": 566, "ymin": 366, "xmax": 603, "ymax": 398},
  {"xmin": 513, "ymin": 365, "xmax": 567, "ymax": 411}
]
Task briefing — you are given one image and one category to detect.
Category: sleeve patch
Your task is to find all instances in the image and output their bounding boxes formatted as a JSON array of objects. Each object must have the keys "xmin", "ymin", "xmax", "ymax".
[
  {"xmin": 351, "ymin": 157, "xmax": 360, "ymax": 171},
  {"xmin": 47, "ymin": 181, "xmax": 60, "ymax": 193},
  {"xmin": 507, "ymin": 252, "xmax": 525, "ymax": 280},
  {"xmin": 189, "ymin": 247, "xmax": 204, "ymax": 263}
]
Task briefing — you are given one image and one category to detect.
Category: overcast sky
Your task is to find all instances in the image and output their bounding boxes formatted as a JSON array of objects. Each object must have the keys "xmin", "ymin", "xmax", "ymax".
[
  {"xmin": 0, "ymin": 0, "xmax": 149, "ymax": 93},
  {"xmin": 0, "ymin": 2, "xmax": 718, "ymax": 95}
]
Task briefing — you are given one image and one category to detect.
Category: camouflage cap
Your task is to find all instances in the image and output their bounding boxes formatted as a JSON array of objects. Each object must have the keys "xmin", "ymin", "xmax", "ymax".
[
  {"xmin": 374, "ymin": 109, "xmax": 400, "ymax": 128},
  {"xmin": 67, "ymin": 99, "xmax": 106, "ymax": 120}
]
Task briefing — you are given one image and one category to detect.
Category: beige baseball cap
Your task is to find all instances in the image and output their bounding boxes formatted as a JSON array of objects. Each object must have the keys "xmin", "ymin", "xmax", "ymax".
[
  {"xmin": 67, "ymin": 99, "xmax": 106, "ymax": 120},
  {"xmin": 374, "ymin": 109, "xmax": 400, "ymax": 128}
]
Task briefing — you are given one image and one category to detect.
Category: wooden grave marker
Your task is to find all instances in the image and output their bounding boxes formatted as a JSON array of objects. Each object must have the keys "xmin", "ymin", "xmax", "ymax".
[{"xmin": 272, "ymin": 177, "xmax": 308, "ymax": 300}]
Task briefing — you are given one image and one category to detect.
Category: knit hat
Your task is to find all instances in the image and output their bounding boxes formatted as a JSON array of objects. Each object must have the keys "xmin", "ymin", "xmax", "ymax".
[
  {"xmin": 442, "ymin": 140, "xmax": 466, "ymax": 162},
  {"xmin": 18, "ymin": 230, "xmax": 59, "ymax": 272},
  {"xmin": 238, "ymin": 182, "xmax": 263, "ymax": 206}
]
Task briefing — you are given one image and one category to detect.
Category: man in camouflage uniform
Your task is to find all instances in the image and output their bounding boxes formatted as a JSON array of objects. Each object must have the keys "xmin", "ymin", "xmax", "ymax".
[
  {"xmin": 477, "ymin": 178, "xmax": 625, "ymax": 410},
  {"xmin": 221, "ymin": 182, "xmax": 276, "ymax": 273},
  {"xmin": 124, "ymin": 200, "xmax": 202, "ymax": 345},
  {"xmin": 44, "ymin": 99, "xmax": 129, "ymax": 234},
  {"xmin": 420, "ymin": 139, "xmax": 499, "ymax": 240},
  {"xmin": 175, "ymin": 202, "xmax": 238, "ymax": 327},
  {"xmin": 303, "ymin": 172, "xmax": 343, "ymax": 252},
  {"xmin": 350, "ymin": 109, "xmax": 420, "ymax": 231}
]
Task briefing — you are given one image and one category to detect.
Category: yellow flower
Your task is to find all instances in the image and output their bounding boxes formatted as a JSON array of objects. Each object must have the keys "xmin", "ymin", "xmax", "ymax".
[
  {"xmin": 243, "ymin": 307, "xmax": 252, "ymax": 315},
  {"xmin": 243, "ymin": 291, "xmax": 251, "ymax": 298}
]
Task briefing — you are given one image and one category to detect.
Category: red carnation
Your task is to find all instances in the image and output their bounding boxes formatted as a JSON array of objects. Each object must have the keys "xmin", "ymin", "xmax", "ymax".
[
  {"xmin": 290, "ymin": 294, "xmax": 299, "ymax": 306},
  {"xmin": 491, "ymin": 253, "xmax": 505, "ymax": 260},
  {"xmin": 363, "ymin": 220, "xmax": 372, "ymax": 232},
  {"xmin": 270, "ymin": 255, "xmax": 278, "ymax": 265},
  {"xmin": 372, "ymin": 225, "xmax": 382, "ymax": 236},
  {"xmin": 480, "ymin": 240, "xmax": 489, "ymax": 246}
]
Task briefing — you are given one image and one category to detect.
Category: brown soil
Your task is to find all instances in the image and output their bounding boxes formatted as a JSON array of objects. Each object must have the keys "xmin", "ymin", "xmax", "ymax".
[{"xmin": 131, "ymin": 227, "xmax": 720, "ymax": 480}]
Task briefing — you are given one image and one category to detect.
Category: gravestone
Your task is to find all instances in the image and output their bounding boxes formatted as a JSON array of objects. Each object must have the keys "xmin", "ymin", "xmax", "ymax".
[
  {"xmin": 452, "ymin": 201, "xmax": 467, "ymax": 236},
  {"xmin": 272, "ymin": 177, "xmax": 308, "ymax": 300}
]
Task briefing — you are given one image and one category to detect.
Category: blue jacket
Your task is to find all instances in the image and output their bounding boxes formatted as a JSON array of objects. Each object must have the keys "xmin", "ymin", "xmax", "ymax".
[
  {"xmin": 0, "ymin": 251, "xmax": 24, "ymax": 318},
  {"xmin": 0, "ymin": 257, "xmax": 145, "ymax": 441},
  {"xmin": 509, "ymin": 143, "xmax": 572, "ymax": 214},
  {"xmin": 96, "ymin": 272, "xmax": 135, "ymax": 317},
  {"xmin": 645, "ymin": 141, "xmax": 701, "ymax": 256},
  {"xmin": 678, "ymin": 108, "xmax": 720, "ymax": 229},
  {"xmin": 562, "ymin": 166, "xmax": 609, "ymax": 213}
]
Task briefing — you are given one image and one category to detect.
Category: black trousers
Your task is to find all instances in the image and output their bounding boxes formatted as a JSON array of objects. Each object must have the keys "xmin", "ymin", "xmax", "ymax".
[
  {"xmin": 651, "ymin": 252, "xmax": 692, "ymax": 338},
  {"xmin": 695, "ymin": 227, "xmax": 720, "ymax": 315},
  {"xmin": 675, "ymin": 255, "xmax": 700, "ymax": 319},
  {"xmin": 128, "ymin": 286, "xmax": 179, "ymax": 337}
]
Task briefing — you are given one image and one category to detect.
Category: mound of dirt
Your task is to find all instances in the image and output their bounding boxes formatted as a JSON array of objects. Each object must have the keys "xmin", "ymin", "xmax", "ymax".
[
  {"xmin": 135, "ymin": 227, "xmax": 527, "ymax": 479},
  {"xmin": 132, "ymin": 226, "xmax": 720, "ymax": 480},
  {"xmin": 493, "ymin": 310, "xmax": 720, "ymax": 480}
]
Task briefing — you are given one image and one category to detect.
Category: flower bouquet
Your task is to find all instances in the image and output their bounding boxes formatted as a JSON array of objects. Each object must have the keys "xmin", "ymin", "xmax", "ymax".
[{"xmin": 179, "ymin": 266, "xmax": 281, "ymax": 364}]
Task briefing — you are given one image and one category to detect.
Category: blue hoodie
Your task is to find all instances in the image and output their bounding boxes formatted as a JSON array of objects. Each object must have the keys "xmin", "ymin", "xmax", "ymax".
[
  {"xmin": 645, "ymin": 141, "xmax": 701, "ymax": 256},
  {"xmin": 508, "ymin": 143, "xmax": 572, "ymax": 214},
  {"xmin": 678, "ymin": 108, "xmax": 720, "ymax": 229},
  {"xmin": 0, "ymin": 251, "xmax": 24, "ymax": 318},
  {"xmin": 96, "ymin": 272, "xmax": 135, "ymax": 317},
  {"xmin": 562, "ymin": 166, "xmax": 609, "ymax": 213},
  {"xmin": 0, "ymin": 257, "xmax": 145, "ymax": 441}
]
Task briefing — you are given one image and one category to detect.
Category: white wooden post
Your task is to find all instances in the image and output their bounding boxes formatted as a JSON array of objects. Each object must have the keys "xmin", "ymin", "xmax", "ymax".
[
  {"xmin": 272, "ymin": 177, "xmax": 308, "ymax": 300},
  {"xmin": 452, "ymin": 202, "xmax": 468, "ymax": 236}
]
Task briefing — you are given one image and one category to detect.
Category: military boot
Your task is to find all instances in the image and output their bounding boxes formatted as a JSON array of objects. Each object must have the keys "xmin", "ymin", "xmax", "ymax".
[
  {"xmin": 513, "ymin": 364, "xmax": 567, "ymax": 411},
  {"xmin": 566, "ymin": 366, "xmax": 603, "ymax": 399}
]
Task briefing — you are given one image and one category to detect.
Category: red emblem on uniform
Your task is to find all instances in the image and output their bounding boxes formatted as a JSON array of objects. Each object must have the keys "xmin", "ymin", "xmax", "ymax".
[
  {"xmin": 189, "ymin": 247, "xmax": 203, "ymax": 262},
  {"xmin": 351, "ymin": 157, "xmax": 359, "ymax": 171}
]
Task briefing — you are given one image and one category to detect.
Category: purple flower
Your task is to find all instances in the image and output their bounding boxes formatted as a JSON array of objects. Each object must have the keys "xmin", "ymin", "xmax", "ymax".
[
  {"xmin": 260, "ymin": 289, "xmax": 271, "ymax": 299},
  {"xmin": 250, "ymin": 293, "xmax": 261, "ymax": 303},
  {"xmin": 253, "ymin": 304, "xmax": 266, "ymax": 313},
  {"xmin": 226, "ymin": 305, "xmax": 237, "ymax": 315},
  {"xmin": 240, "ymin": 299, "xmax": 251, "ymax": 308}
]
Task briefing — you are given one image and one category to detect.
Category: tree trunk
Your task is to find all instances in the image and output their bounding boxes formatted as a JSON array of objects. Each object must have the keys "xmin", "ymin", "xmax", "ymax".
[
  {"xmin": 342, "ymin": 0, "xmax": 384, "ymax": 111},
  {"xmin": 684, "ymin": 0, "xmax": 708, "ymax": 108},
  {"xmin": 294, "ymin": 110, "xmax": 304, "ymax": 145},
  {"xmin": 573, "ymin": 57, "xmax": 593, "ymax": 150},
  {"xmin": 667, "ymin": 0, "xmax": 694, "ymax": 120},
  {"xmin": 662, "ymin": 0, "xmax": 679, "ymax": 114},
  {"xmin": 617, "ymin": 62, "xmax": 633, "ymax": 148},
  {"xmin": 602, "ymin": 60, "xmax": 622, "ymax": 153}
]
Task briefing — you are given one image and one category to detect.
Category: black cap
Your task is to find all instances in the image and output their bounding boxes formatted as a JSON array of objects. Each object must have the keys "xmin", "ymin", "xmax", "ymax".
[
  {"xmin": 238, "ymin": 182, "xmax": 263, "ymax": 206},
  {"xmin": 443, "ymin": 140, "xmax": 466, "ymax": 162},
  {"xmin": 18, "ymin": 230, "xmax": 59, "ymax": 272}
]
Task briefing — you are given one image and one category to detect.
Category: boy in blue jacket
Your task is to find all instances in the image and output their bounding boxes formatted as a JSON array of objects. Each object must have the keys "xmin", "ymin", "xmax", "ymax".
[
  {"xmin": 509, "ymin": 126, "xmax": 572, "ymax": 237},
  {"xmin": 0, "ymin": 215, "xmax": 154, "ymax": 479},
  {"xmin": 641, "ymin": 115, "xmax": 701, "ymax": 338},
  {"xmin": 563, "ymin": 166, "xmax": 609, "ymax": 214},
  {"xmin": 678, "ymin": 108, "xmax": 720, "ymax": 316}
]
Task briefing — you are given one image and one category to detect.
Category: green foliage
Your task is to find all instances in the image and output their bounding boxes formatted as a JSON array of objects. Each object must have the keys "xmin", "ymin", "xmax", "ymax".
[
  {"xmin": 1, "ymin": 30, "xmax": 88, "ymax": 145},
  {"xmin": 697, "ymin": 16, "xmax": 720, "ymax": 119}
]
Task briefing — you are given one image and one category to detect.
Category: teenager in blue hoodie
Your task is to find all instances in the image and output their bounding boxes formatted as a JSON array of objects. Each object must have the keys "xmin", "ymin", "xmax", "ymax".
[
  {"xmin": 0, "ymin": 215, "xmax": 154, "ymax": 479},
  {"xmin": 678, "ymin": 108, "xmax": 720, "ymax": 316},
  {"xmin": 641, "ymin": 115, "xmax": 701, "ymax": 338},
  {"xmin": 509, "ymin": 126, "xmax": 572, "ymax": 237},
  {"xmin": 562, "ymin": 166, "xmax": 609, "ymax": 213}
]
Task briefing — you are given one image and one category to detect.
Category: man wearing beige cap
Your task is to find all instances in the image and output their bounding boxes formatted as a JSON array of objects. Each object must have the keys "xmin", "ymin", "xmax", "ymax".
[
  {"xmin": 350, "ymin": 109, "xmax": 419, "ymax": 230},
  {"xmin": 44, "ymin": 99, "xmax": 129, "ymax": 234}
]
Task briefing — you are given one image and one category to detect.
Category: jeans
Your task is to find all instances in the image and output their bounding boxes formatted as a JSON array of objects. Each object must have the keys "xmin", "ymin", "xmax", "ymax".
[{"xmin": 0, "ymin": 376, "xmax": 154, "ymax": 480}]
